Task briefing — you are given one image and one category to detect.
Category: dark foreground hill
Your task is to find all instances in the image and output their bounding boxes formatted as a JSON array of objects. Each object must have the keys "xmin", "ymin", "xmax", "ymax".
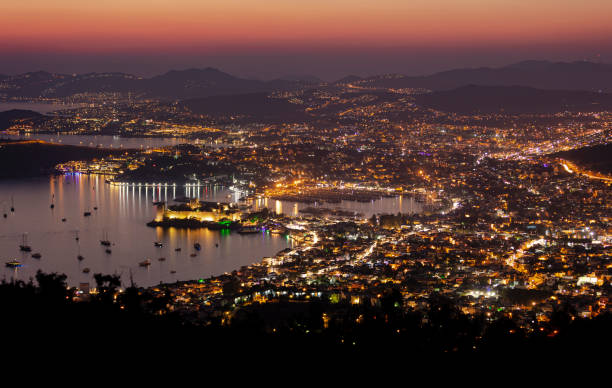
[
  {"xmin": 2, "ymin": 271, "xmax": 611, "ymax": 360},
  {"xmin": 0, "ymin": 140, "xmax": 129, "ymax": 178},
  {"xmin": 553, "ymin": 143, "xmax": 612, "ymax": 174},
  {"xmin": 0, "ymin": 109, "xmax": 45, "ymax": 130},
  {"xmin": 414, "ymin": 85, "xmax": 612, "ymax": 114}
]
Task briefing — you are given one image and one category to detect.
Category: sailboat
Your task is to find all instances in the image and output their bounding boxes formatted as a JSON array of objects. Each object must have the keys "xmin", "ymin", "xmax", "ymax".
[
  {"xmin": 77, "ymin": 236, "xmax": 84, "ymax": 261},
  {"xmin": 19, "ymin": 233, "xmax": 32, "ymax": 252},
  {"xmin": 5, "ymin": 259, "xmax": 22, "ymax": 268},
  {"xmin": 10, "ymin": 196, "xmax": 14, "ymax": 212},
  {"xmin": 50, "ymin": 194, "xmax": 55, "ymax": 209},
  {"xmin": 100, "ymin": 230, "xmax": 111, "ymax": 246}
]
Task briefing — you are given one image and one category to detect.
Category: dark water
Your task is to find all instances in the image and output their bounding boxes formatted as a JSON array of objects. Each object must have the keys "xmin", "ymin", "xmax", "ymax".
[
  {"xmin": 0, "ymin": 175, "xmax": 293, "ymax": 288},
  {"xmin": 1, "ymin": 133, "xmax": 188, "ymax": 149},
  {"xmin": 251, "ymin": 195, "xmax": 423, "ymax": 219}
]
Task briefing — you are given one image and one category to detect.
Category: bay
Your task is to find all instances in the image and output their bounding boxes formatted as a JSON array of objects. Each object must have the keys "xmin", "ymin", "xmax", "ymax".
[{"xmin": 0, "ymin": 175, "xmax": 293, "ymax": 288}]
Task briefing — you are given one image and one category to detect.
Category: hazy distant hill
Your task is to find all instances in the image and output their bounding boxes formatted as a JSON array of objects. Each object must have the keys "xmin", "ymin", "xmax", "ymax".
[
  {"xmin": 51, "ymin": 72, "xmax": 141, "ymax": 96},
  {"xmin": 275, "ymin": 74, "xmax": 322, "ymax": 83},
  {"xmin": 364, "ymin": 61, "xmax": 612, "ymax": 92},
  {"xmin": 144, "ymin": 68, "xmax": 266, "ymax": 99},
  {"xmin": 181, "ymin": 93, "xmax": 308, "ymax": 122},
  {"xmin": 0, "ymin": 109, "xmax": 45, "ymax": 130},
  {"xmin": 0, "ymin": 68, "xmax": 307, "ymax": 100},
  {"xmin": 414, "ymin": 85, "xmax": 612, "ymax": 114},
  {"xmin": 334, "ymin": 75, "xmax": 363, "ymax": 85},
  {"xmin": 3, "ymin": 60, "xmax": 612, "ymax": 99},
  {"xmin": 0, "ymin": 71, "xmax": 140, "ymax": 98}
]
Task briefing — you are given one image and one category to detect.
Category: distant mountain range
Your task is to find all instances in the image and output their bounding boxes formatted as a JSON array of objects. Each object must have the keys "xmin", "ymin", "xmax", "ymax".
[
  {"xmin": 355, "ymin": 61, "xmax": 612, "ymax": 92},
  {"xmin": 0, "ymin": 68, "xmax": 311, "ymax": 100},
  {"xmin": 2, "ymin": 60, "xmax": 612, "ymax": 101},
  {"xmin": 415, "ymin": 85, "xmax": 612, "ymax": 114}
]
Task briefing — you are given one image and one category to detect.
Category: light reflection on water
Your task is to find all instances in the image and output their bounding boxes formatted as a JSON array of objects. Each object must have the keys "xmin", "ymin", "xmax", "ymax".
[
  {"xmin": 1, "ymin": 132, "xmax": 188, "ymax": 149},
  {"xmin": 252, "ymin": 195, "xmax": 422, "ymax": 219},
  {"xmin": 0, "ymin": 175, "xmax": 293, "ymax": 288}
]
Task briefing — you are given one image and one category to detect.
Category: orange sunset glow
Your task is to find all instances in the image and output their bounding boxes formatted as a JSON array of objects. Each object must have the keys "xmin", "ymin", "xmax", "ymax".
[
  {"xmin": 1, "ymin": 0, "xmax": 612, "ymax": 78},
  {"xmin": 3, "ymin": 0, "xmax": 612, "ymax": 50}
]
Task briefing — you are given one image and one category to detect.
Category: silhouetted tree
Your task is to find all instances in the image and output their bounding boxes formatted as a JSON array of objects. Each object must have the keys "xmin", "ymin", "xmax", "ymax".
[
  {"xmin": 35, "ymin": 270, "xmax": 70, "ymax": 304},
  {"xmin": 93, "ymin": 273, "xmax": 121, "ymax": 305}
]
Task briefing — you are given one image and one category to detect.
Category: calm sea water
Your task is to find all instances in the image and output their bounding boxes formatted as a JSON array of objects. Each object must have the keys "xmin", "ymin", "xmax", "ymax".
[
  {"xmin": 1, "ymin": 133, "xmax": 188, "ymax": 149},
  {"xmin": 0, "ymin": 175, "xmax": 294, "ymax": 288},
  {"xmin": 251, "ymin": 195, "xmax": 423, "ymax": 219}
]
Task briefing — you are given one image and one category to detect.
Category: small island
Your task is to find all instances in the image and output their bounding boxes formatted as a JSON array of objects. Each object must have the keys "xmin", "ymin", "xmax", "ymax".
[{"xmin": 146, "ymin": 198, "xmax": 269, "ymax": 233}]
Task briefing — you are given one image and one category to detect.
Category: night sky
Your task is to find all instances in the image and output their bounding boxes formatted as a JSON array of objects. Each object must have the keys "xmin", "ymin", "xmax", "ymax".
[{"xmin": 2, "ymin": 0, "xmax": 611, "ymax": 79}]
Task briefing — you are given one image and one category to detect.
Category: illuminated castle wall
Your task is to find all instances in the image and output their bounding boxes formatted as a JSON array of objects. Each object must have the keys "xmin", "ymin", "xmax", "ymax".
[{"xmin": 155, "ymin": 199, "xmax": 242, "ymax": 222}]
